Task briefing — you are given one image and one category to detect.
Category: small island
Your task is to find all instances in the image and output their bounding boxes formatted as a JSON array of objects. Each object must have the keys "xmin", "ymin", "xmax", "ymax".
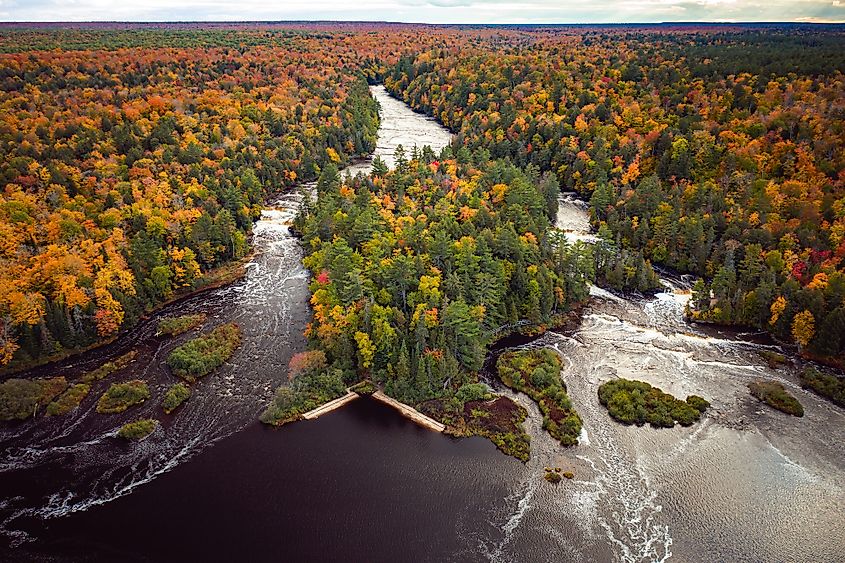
[
  {"xmin": 598, "ymin": 379, "xmax": 709, "ymax": 427},
  {"xmin": 748, "ymin": 380, "xmax": 804, "ymax": 417},
  {"xmin": 117, "ymin": 419, "xmax": 158, "ymax": 441},
  {"xmin": 166, "ymin": 323, "xmax": 242, "ymax": 382},
  {"xmin": 96, "ymin": 380, "xmax": 150, "ymax": 414}
]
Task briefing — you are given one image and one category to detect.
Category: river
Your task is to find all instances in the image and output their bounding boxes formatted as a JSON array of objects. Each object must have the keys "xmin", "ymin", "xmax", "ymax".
[{"xmin": 1, "ymin": 86, "xmax": 844, "ymax": 562}]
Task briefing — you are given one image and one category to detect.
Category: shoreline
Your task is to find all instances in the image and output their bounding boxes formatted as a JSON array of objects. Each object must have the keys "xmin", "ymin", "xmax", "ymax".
[
  {"xmin": 0, "ymin": 254, "xmax": 253, "ymax": 379},
  {"xmin": 298, "ymin": 389, "xmax": 446, "ymax": 432}
]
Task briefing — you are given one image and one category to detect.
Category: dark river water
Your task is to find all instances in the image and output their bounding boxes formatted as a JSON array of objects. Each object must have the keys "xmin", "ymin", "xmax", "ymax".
[{"xmin": 2, "ymin": 87, "xmax": 844, "ymax": 562}]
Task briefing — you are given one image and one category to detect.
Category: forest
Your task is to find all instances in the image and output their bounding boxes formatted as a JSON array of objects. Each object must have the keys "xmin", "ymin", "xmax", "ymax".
[
  {"xmin": 384, "ymin": 27, "xmax": 845, "ymax": 362},
  {"xmin": 1, "ymin": 24, "xmax": 844, "ymax": 374}
]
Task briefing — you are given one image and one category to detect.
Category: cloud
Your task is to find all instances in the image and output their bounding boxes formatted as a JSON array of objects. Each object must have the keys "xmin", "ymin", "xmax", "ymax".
[{"xmin": 0, "ymin": 0, "xmax": 843, "ymax": 23}]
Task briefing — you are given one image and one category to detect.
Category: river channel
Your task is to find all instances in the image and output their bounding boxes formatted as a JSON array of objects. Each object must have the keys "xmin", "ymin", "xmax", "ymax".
[{"xmin": 1, "ymin": 86, "xmax": 843, "ymax": 562}]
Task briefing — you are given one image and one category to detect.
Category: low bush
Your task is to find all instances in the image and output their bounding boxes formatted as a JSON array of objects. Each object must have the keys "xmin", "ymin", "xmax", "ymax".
[
  {"xmin": 166, "ymin": 323, "xmax": 242, "ymax": 382},
  {"xmin": 759, "ymin": 350, "xmax": 790, "ymax": 369},
  {"xmin": 96, "ymin": 380, "xmax": 150, "ymax": 414},
  {"xmin": 497, "ymin": 349, "xmax": 582, "ymax": 446},
  {"xmin": 162, "ymin": 383, "xmax": 191, "ymax": 414},
  {"xmin": 544, "ymin": 471, "xmax": 562, "ymax": 484},
  {"xmin": 350, "ymin": 379, "xmax": 376, "ymax": 395},
  {"xmin": 598, "ymin": 379, "xmax": 708, "ymax": 428},
  {"xmin": 748, "ymin": 380, "xmax": 804, "ymax": 417},
  {"xmin": 686, "ymin": 395, "xmax": 710, "ymax": 413},
  {"xmin": 46, "ymin": 383, "xmax": 91, "ymax": 416},
  {"xmin": 157, "ymin": 314, "xmax": 207, "ymax": 337},
  {"xmin": 117, "ymin": 419, "xmax": 158, "ymax": 440},
  {"xmin": 0, "ymin": 377, "xmax": 67, "ymax": 421},
  {"xmin": 799, "ymin": 366, "xmax": 845, "ymax": 408}
]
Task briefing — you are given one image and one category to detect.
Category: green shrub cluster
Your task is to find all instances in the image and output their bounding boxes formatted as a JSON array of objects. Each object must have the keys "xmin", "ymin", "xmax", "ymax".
[
  {"xmin": 96, "ymin": 380, "xmax": 150, "ymax": 414},
  {"xmin": 748, "ymin": 380, "xmax": 804, "ymax": 417},
  {"xmin": 81, "ymin": 350, "xmax": 138, "ymax": 383},
  {"xmin": 166, "ymin": 323, "xmax": 242, "ymax": 382},
  {"xmin": 260, "ymin": 369, "xmax": 347, "ymax": 426},
  {"xmin": 497, "ymin": 349, "xmax": 582, "ymax": 446},
  {"xmin": 162, "ymin": 383, "xmax": 191, "ymax": 414},
  {"xmin": 799, "ymin": 367, "xmax": 845, "ymax": 408},
  {"xmin": 46, "ymin": 383, "xmax": 91, "ymax": 416},
  {"xmin": 759, "ymin": 350, "xmax": 790, "ymax": 369},
  {"xmin": 0, "ymin": 377, "xmax": 67, "ymax": 421},
  {"xmin": 598, "ymin": 379, "xmax": 708, "ymax": 427},
  {"xmin": 117, "ymin": 419, "xmax": 158, "ymax": 440},
  {"xmin": 349, "ymin": 379, "xmax": 376, "ymax": 395},
  {"xmin": 157, "ymin": 314, "xmax": 207, "ymax": 337}
]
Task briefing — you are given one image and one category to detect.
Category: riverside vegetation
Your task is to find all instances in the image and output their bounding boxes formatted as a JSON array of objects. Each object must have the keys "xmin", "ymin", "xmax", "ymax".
[
  {"xmin": 748, "ymin": 380, "xmax": 804, "ymax": 416},
  {"xmin": 497, "ymin": 349, "xmax": 582, "ymax": 446},
  {"xmin": 261, "ymin": 150, "xmax": 593, "ymax": 458}
]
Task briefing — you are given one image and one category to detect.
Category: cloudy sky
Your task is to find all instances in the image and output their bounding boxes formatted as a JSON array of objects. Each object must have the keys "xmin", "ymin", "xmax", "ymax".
[{"xmin": 1, "ymin": 0, "xmax": 843, "ymax": 23}]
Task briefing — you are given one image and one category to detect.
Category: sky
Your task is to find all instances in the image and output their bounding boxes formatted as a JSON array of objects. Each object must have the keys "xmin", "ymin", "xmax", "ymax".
[{"xmin": 1, "ymin": 0, "xmax": 843, "ymax": 24}]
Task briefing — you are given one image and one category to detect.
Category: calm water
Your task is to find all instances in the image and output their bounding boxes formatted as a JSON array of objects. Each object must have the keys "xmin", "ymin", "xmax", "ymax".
[{"xmin": 2, "ymin": 87, "xmax": 844, "ymax": 563}]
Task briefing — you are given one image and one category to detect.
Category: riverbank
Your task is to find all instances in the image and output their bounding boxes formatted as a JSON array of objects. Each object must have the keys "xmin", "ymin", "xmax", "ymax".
[{"xmin": 0, "ymin": 254, "xmax": 253, "ymax": 379}]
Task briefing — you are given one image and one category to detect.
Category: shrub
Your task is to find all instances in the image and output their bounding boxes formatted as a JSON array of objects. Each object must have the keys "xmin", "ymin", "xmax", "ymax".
[
  {"xmin": 288, "ymin": 350, "xmax": 328, "ymax": 380},
  {"xmin": 96, "ymin": 380, "xmax": 150, "ymax": 414},
  {"xmin": 748, "ymin": 380, "xmax": 804, "ymax": 417},
  {"xmin": 46, "ymin": 383, "xmax": 91, "ymax": 416},
  {"xmin": 117, "ymin": 419, "xmax": 158, "ymax": 440},
  {"xmin": 598, "ymin": 379, "xmax": 707, "ymax": 428},
  {"xmin": 455, "ymin": 382, "xmax": 492, "ymax": 404},
  {"xmin": 162, "ymin": 383, "xmax": 191, "ymax": 414},
  {"xmin": 686, "ymin": 395, "xmax": 710, "ymax": 412},
  {"xmin": 760, "ymin": 350, "xmax": 790, "ymax": 369},
  {"xmin": 799, "ymin": 366, "xmax": 845, "ymax": 407},
  {"xmin": 497, "ymin": 349, "xmax": 582, "ymax": 447},
  {"xmin": 544, "ymin": 471, "xmax": 562, "ymax": 484},
  {"xmin": 157, "ymin": 314, "xmax": 207, "ymax": 336},
  {"xmin": 166, "ymin": 323, "xmax": 242, "ymax": 382},
  {"xmin": 0, "ymin": 377, "xmax": 68, "ymax": 421},
  {"xmin": 350, "ymin": 379, "xmax": 376, "ymax": 395}
]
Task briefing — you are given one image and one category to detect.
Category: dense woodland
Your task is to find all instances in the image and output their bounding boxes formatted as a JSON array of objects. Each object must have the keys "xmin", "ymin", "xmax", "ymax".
[
  {"xmin": 384, "ymin": 28, "xmax": 845, "ymax": 360},
  {"xmin": 294, "ymin": 151, "xmax": 591, "ymax": 404},
  {"xmin": 1, "ymin": 24, "xmax": 844, "ymax": 373}
]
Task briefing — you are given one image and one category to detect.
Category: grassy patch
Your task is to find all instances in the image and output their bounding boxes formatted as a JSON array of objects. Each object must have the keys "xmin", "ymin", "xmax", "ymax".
[
  {"xmin": 46, "ymin": 383, "xmax": 91, "ymax": 416},
  {"xmin": 759, "ymin": 350, "xmax": 791, "ymax": 369},
  {"xmin": 0, "ymin": 377, "xmax": 67, "ymax": 421},
  {"xmin": 157, "ymin": 314, "xmax": 207, "ymax": 337},
  {"xmin": 350, "ymin": 379, "xmax": 376, "ymax": 395},
  {"xmin": 96, "ymin": 380, "xmax": 150, "ymax": 414},
  {"xmin": 117, "ymin": 419, "xmax": 158, "ymax": 440},
  {"xmin": 497, "ymin": 349, "xmax": 582, "ymax": 446},
  {"xmin": 799, "ymin": 366, "xmax": 845, "ymax": 408},
  {"xmin": 422, "ymin": 395, "xmax": 531, "ymax": 462},
  {"xmin": 162, "ymin": 383, "xmax": 191, "ymax": 414},
  {"xmin": 81, "ymin": 350, "xmax": 138, "ymax": 383},
  {"xmin": 598, "ymin": 379, "xmax": 707, "ymax": 427},
  {"xmin": 166, "ymin": 323, "xmax": 241, "ymax": 382},
  {"xmin": 748, "ymin": 380, "xmax": 804, "ymax": 417}
]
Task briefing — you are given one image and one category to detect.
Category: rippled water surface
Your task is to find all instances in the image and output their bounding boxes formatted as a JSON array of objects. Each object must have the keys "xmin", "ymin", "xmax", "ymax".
[{"xmin": 2, "ymin": 89, "xmax": 844, "ymax": 563}]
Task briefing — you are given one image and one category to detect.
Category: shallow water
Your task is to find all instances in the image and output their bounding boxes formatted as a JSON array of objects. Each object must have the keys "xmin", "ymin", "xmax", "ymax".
[{"xmin": 2, "ymin": 91, "xmax": 844, "ymax": 563}]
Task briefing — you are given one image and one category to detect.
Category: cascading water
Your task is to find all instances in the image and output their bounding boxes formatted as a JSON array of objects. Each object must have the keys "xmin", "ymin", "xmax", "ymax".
[{"xmin": 480, "ymin": 194, "xmax": 845, "ymax": 562}]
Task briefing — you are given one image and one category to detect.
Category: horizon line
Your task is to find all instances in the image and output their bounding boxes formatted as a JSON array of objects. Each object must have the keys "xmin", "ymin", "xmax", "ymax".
[{"xmin": 1, "ymin": 20, "xmax": 843, "ymax": 26}]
